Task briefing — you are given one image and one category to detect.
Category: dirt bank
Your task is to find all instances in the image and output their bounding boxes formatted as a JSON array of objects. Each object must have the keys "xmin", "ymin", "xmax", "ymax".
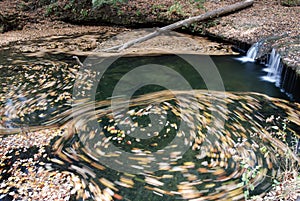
[{"xmin": 1, "ymin": 0, "xmax": 298, "ymax": 65}]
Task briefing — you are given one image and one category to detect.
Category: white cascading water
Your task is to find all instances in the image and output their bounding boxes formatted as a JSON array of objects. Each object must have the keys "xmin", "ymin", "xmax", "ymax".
[
  {"xmin": 236, "ymin": 42, "xmax": 260, "ymax": 62},
  {"xmin": 261, "ymin": 48, "xmax": 283, "ymax": 87},
  {"xmin": 236, "ymin": 43, "xmax": 284, "ymax": 88},
  {"xmin": 246, "ymin": 43, "xmax": 259, "ymax": 60}
]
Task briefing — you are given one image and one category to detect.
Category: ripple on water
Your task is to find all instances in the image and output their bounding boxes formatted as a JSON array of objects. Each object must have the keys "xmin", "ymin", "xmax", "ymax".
[
  {"xmin": 0, "ymin": 55, "xmax": 299, "ymax": 200},
  {"xmin": 0, "ymin": 61, "xmax": 80, "ymax": 130},
  {"xmin": 47, "ymin": 90, "xmax": 299, "ymax": 201}
]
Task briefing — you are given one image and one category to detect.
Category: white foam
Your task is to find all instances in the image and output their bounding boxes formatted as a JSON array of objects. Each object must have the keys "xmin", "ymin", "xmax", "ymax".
[{"xmin": 235, "ymin": 57, "xmax": 256, "ymax": 63}]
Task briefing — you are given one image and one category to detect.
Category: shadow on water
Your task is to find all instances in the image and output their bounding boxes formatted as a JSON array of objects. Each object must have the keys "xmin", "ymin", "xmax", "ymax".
[{"xmin": 94, "ymin": 54, "xmax": 288, "ymax": 101}]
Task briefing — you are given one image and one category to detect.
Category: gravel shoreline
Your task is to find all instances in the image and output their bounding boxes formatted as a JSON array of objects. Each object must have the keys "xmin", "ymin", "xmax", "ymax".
[{"xmin": 0, "ymin": 128, "xmax": 75, "ymax": 200}]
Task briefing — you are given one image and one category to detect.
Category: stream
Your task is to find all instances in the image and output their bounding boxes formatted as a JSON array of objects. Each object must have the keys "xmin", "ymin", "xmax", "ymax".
[{"xmin": 0, "ymin": 47, "xmax": 299, "ymax": 200}]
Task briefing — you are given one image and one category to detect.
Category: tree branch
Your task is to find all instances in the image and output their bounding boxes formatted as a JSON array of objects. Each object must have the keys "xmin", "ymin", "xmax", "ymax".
[{"xmin": 98, "ymin": 0, "xmax": 254, "ymax": 52}]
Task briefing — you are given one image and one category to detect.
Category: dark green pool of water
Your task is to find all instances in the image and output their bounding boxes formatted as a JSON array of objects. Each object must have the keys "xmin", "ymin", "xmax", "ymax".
[{"xmin": 93, "ymin": 54, "xmax": 287, "ymax": 101}]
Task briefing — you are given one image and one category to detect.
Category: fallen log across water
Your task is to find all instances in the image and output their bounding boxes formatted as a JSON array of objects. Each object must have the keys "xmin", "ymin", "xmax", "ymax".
[{"xmin": 98, "ymin": 0, "xmax": 254, "ymax": 52}]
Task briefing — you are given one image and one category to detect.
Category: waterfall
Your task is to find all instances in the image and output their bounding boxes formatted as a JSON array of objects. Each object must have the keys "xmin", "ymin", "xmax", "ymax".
[
  {"xmin": 235, "ymin": 40, "xmax": 298, "ymax": 101},
  {"xmin": 261, "ymin": 49, "xmax": 283, "ymax": 87},
  {"xmin": 246, "ymin": 43, "xmax": 259, "ymax": 60},
  {"xmin": 236, "ymin": 43, "xmax": 284, "ymax": 85},
  {"xmin": 268, "ymin": 48, "xmax": 276, "ymax": 67},
  {"xmin": 262, "ymin": 48, "xmax": 276, "ymax": 73},
  {"xmin": 236, "ymin": 42, "xmax": 260, "ymax": 62}
]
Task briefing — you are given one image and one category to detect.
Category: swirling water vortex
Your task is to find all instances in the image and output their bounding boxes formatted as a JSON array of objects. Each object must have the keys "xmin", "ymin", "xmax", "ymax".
[{"xmin": 50, "ymin": 90, "xmax": 300, "ymax": 201}]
